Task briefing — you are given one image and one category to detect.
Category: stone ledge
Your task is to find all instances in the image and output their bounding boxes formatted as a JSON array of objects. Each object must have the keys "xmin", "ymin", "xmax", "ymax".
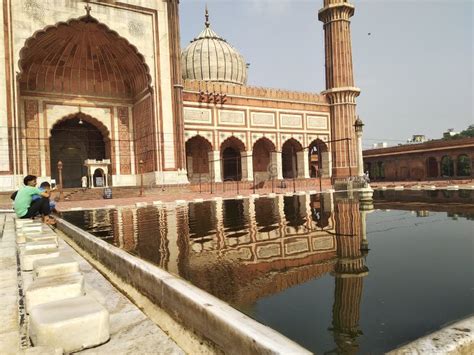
[
  {"xmin": 29, "ymin": 295, "xmax": 109, "ymax": 353},
  {"xmin": 25, "ymin": 272, "xmax": 85, "ymax": 311},
  {"xmin": 33, "ymin": 256, "xmax": 80, "ymax": 279},
  {"xmin": 388, "ymin": 316, "xmax": 474, "ymax": 355}
]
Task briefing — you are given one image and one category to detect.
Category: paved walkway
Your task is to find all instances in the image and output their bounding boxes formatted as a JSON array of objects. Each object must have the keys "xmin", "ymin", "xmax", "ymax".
[
  {"xmin": 55, "ymin": 186, "xmax": 325, "ymax": 212},
  {"xmin": 0, "ymin": 213, "xmax": 185, "ymax": 354}
]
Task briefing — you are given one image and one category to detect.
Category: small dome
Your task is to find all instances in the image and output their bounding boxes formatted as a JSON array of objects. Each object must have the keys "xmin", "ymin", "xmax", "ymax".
[{"xmin": 181, "ymin": 8, "xmax": 248, "ymax": 86}]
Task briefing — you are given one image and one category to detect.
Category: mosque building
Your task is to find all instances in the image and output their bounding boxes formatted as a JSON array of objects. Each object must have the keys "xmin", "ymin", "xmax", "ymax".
[{"xmin": 0, "ymin": 0, "xmax": 362, "ymax": 190}]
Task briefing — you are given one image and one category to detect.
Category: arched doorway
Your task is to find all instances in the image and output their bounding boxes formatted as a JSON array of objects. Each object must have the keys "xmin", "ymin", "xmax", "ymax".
[
  {"xmin": 308, "ymin": 139, "xmax": 328, "ymax": 178},
  {"xmin": 282, "ymin": 139, "xmax": 302, "ymax": 179},
  {"xmin": 221, "ymin": 137, "xmax": 245, "ymax": 181},
  {"xmin": 426, "ymin": 157, "xmax": 438, "ymax": 178},
  {"xmin": 457, "ymin": 154, "xmax": 471, "ymax": 177},
  {"xmin": 441, "ymin": 156, "xmax": 454, "ymax": 177},
  {"xmin": 50, "ymin": 115, "xmax": 108, "ymax": 188},
  {"xmin": 18, "ymin": 13, "xmax": 152, "ymax": 183},
  {"xmin": 253, "ymin": 138, "xmax": 275, "ymax": 182},
  {"xmin": 185, "ymin": 136, "xmax": 212, "ymax": 182}
]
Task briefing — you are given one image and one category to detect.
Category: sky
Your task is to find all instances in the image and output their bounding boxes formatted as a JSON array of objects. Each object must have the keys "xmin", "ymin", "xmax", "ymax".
[{"xmin": 179, "ymin": 0, "xmax": 473, "ymax": 148}]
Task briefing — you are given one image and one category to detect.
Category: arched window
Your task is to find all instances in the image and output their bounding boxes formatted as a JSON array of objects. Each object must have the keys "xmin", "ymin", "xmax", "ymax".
[
  {"xmin": 440, "ymin": 156, "xmax": 454, "ymax": 177},
  {"xmin": 457, "ymin": 155, "xmax": 471, "ymax": 177}
]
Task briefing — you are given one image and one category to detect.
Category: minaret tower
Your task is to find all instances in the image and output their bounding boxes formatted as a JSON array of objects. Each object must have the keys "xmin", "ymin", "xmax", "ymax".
[{"xmin": 319, "ymin": 0, "xmax": 360, "ymax": 178}]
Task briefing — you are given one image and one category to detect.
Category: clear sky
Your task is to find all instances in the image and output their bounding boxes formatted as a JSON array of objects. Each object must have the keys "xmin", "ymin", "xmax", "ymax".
[{"xmin": 179, "ymin": 0, "xmax": 473, "ymax": 148}]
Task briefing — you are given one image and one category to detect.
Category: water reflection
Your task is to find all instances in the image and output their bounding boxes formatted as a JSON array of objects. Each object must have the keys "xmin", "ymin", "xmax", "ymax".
[
  {"xmin": 63, "ymin": 193, "xmax": 371, "ymax": 353},
  {"xmin": 61, "ymin": 190, "xmax": 474, "ymax": 354}
]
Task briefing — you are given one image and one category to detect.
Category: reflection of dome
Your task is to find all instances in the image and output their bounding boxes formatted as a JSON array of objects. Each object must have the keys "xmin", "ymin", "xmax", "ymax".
[{"xmin": 181, "ymin": 8, "xmax": 248, "ymax": 86}]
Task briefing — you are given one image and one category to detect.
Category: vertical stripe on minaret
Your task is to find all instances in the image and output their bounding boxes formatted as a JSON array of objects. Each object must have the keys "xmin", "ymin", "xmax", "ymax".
[{"xmin": 319, "ymin": 0, "xmax": 360, "ymax": 178}]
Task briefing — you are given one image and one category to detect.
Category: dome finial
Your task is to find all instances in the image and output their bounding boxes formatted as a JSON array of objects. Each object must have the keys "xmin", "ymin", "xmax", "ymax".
[{"xmin": 205, "ymin": 5, "xmax": 210, "ymax": 28}]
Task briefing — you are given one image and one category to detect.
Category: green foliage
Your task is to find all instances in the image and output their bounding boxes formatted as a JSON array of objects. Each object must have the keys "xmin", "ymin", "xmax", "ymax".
[{"xmin": 445, "ymin": 125, "xmax": 474, "ymax": 139}]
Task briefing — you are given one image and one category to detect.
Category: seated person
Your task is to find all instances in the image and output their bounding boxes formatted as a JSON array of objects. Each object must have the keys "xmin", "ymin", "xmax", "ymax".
[
  {"xmin": 14, "ymin": 175, "xmax": 55, "ymax": 224},
  {"xmin": 31, "ymin": 181, "xmax": 57, "ymax": 213}
]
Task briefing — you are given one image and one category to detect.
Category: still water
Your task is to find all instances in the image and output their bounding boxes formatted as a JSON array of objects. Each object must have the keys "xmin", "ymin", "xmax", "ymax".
[{"xmin": 62, "ymin": 191, "xmax": 474, "ymax": 354}]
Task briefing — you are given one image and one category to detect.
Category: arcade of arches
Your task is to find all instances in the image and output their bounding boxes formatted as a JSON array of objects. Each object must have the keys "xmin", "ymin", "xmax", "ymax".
[
  {"xmin": 363, "ymin": 138, "xmax": 474, "ymax": 181},
  {"xmin": 185, "ymin": 136, "xmax": 330, "ymax": 183}
]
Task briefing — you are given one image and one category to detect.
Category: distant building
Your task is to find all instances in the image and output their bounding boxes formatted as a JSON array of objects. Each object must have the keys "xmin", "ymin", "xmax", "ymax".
[
  {"xmin": 363, "ymin": 137, "xmax": 474, "ymax": 181},
  {"xmin": 443, "ymin": 128, "xmax": 459, "ymax": 139},
  {"xmin": 372, "ymin": 142, "xmax": 388, "ymax": 149},
  {"xmin": 408, "ymin": 135, "xmax": 428, "ymax": 143}
]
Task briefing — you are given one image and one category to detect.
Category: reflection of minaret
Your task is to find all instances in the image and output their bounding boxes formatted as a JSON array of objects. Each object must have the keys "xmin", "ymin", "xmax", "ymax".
[{"xmin": 329, "ymin": 199, "xmax": 368, "ymax": 354}]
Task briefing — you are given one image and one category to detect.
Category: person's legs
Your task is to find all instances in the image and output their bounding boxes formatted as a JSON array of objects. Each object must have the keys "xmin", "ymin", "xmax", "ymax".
[{"xmin": 22, "ymin": 197, "xmax": 51, "ymax": 219}]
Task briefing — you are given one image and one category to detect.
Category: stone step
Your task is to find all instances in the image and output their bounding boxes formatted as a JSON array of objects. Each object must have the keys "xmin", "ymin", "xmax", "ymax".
[
  {"xmin": 25, "ymin": 234, "xmax": 58, "ymax": 244},
  {"xmin": 29, "ymin": 295, "xmax": 110, "ymax": 353},
  {"xmin": 25, "ymin": 272, "xmax": 85, "ymax": 312},
  {"xmin": 33, "ymin": 256, "xmax": 80, "ymax": 279},
  {"xmin": 25, "ymin": 240, "xmax": 58, "ymax": 252},
  {"xmin": 15, "ymin": 219, "xmax": 37, "ymax": 227},
  {"xmin": 21, "ymin": 248, "xmax": 60, "ymax": 271}
]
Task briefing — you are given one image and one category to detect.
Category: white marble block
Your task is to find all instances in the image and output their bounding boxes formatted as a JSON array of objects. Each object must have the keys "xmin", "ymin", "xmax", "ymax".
[
  {"xmin": 33, "ymin": 256, "xmax": 80, "ymax": 279},
  {"xmin": 25, "ymin": 234, "xmax": 58, "ymax": 244},
  {"xmin": 29, "ymin": 296, "xmax": 110, "ymax": 353},
  {"xmin": 25, "ymin": 240, "xmax": 58, "ymax": 252},
  {"xmin": 21, "ymin": 249, "xmax": 60, "ymax": 271},
  {"xmin": 26, "ymin": 273, "xmax": 85, "ymax": 311}
]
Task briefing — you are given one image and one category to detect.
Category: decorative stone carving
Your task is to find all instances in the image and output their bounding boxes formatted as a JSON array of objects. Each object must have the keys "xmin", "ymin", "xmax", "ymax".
[
  {"xmin": 184, "ymin": 108, "xmax": 211, "ymax": 124},
  {"xmin": 117, "ymin": 107, "xmax": 131, "ymax": 175},
  {"xmin": 128, "ymin": 21, "xmax": 144, "ymax": 37},
  {"xmin": 24, "ymin": 0, "xmax": 45, "ymax": 24},
  {"xmin": 280, "ymin": 114, "xmax": 302, "ymax": 128},
  {"xmin": 251, "ymin": 112, "xmax": 275, "ymax": 127},
  {"xmin": 219, "ymin": 110, "xmax": 245, "ymax": 125},
  {"xmin": 307, "ymin": 115, "xmax": 328, "ymax": 130},
  {"xmin": 25, "ymin": 100, "xmax": 41, "ymax": 177}
]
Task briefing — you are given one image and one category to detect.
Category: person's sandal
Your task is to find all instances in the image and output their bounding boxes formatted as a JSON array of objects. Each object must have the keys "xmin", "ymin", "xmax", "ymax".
[{"xmin": 44, "ymin": 216, "xmax": 56, "ymax": 225}]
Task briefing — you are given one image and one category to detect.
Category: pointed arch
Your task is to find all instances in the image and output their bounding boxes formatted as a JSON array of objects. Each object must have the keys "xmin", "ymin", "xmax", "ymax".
[{"xmin": 18, "ymin": 15, "xmax": 152, "ymax": 98}]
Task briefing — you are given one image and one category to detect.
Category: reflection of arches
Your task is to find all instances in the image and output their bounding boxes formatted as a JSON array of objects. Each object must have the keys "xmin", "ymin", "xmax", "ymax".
[
  {"xmin": 185, "ymin": 136, "xmax": 212, "ymax": 180},
  {"xmin": 457, "ymin": 154, "xmax": 471, "ymax": 177},
  {"xmin": 50, "ymin": 116, "xmax": 107, "ymax": 188},
  {"xmin": 221, "ymin": 137, "xmax": 245, "ymax": 181},
  {"xmin": 282, "ymin": 139, "xmax": 302, "ymax": 179},
  {"xmin": 308, "ymin": 139, "xmax": 329, "ymax": 178},
  {"xmin": 441, "ymin": 156, "xmax": 454, "ymax": 177},
  {"xmin": 253, "ymin": 138, "xmax": 275, "ymax": 174},
  {"xmin": 426, "ymin": 157, "xmax": 438, "ymax": 178}
]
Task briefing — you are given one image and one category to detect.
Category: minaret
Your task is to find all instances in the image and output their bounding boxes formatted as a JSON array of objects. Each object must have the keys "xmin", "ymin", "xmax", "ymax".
[
  {"xmin": 319, "ymin": 0, "xmax": 360, "ymax": 178},
  {"xmin": 329, "ymin": 198, "xmax": 368, "ymax": 353}
]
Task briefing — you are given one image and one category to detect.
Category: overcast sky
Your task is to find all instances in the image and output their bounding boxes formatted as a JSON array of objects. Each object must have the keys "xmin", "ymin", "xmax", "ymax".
[{"xmin": 180, "ymin": 0, "xmax": 473, "ymax": 148}]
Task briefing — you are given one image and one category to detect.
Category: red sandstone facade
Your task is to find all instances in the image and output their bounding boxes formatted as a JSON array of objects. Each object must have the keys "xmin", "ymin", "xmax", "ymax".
[
  {"xmin": 363, "ymin": 138, "xmax": 474, "ymax": 181},
  {"xmin": 0, "ymin": 0, "xmax": 363, "ymax": 190}
]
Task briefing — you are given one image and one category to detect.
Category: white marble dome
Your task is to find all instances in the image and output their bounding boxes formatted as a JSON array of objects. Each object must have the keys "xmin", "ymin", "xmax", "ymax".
[{"xmin": 181, "ymin": 9, "xmax": 248, "ymax": 86}]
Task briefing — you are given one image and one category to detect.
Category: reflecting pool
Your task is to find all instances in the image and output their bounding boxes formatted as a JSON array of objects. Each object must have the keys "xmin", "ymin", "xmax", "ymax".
[{"xmin": 62, "ymin": 190, "xmax": 474, "ymax": 354}]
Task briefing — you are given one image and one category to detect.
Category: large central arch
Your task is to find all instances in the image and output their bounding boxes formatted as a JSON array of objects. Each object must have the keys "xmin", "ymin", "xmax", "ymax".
[{"xmin": 18, "ymin": 13, "xmax": 155, "ymax": 183}]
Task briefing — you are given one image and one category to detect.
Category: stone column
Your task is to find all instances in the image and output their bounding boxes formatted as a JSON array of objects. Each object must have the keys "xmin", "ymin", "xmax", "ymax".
[
  {"xmin": 296, "ymin": 151, "xmax": 310, "ymax": 179},
  {"xmin": 271, "ymin": 151, "xmax": 283, "ymax": 180},
  {"xmin": 209, "ymin": 151, "xmax": 222, "ymax": 183},
  {"xmin": 356, "ymin": 133, "xmax": 364, "ymax": 177},
  {"xmin": 453, "ymin": 159, "xmax": 458, "ymax": 177},
  {"xmin": 186, "ymin": 156, "xmax": 193, "ymax": 177},
  {"xmin": 241, "ymin": 151, "xmax": 253, "ymax": 181},
  {"xmin": 319, "ymin": 0, "xmax": 360, "ymax": 178}
]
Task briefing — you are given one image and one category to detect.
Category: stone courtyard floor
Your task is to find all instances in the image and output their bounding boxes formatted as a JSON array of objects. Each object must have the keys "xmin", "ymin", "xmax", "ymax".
[{"xmin": 0, "ymin": 213, "xmax": 185, "ymax": 354}]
